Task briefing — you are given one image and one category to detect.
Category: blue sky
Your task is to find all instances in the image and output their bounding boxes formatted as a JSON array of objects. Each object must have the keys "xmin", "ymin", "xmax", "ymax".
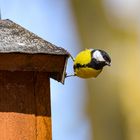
[{"xmin": 0, "ymin": 0, "xmax": 90, "ymax": 140}]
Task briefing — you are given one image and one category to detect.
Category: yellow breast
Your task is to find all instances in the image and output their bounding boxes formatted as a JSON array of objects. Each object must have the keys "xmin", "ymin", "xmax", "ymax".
[
  {"xmin": 74, "ymin": 67, "xmax": 102, "ymax": 78},
  {"xmin": 74, "ymin": 49, "xmax": 92, "ymax": 65}
]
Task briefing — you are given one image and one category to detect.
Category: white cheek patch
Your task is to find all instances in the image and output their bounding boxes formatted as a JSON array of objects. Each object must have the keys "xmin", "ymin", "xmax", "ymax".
[{"xmin": 93, "ymin": 50, "xmax": 105, "ymax": 61}]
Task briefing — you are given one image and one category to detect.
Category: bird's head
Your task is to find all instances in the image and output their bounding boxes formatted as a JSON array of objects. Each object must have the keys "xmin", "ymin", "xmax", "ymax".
[{"xmin": 89, "ymin": 49, "xmax": 111, "ymax": 70}]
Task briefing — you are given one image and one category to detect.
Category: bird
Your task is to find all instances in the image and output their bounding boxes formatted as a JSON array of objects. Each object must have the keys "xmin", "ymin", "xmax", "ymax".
[{"xmin": 67, "ymin": 48, "xmax": 111, "ymax": 78}]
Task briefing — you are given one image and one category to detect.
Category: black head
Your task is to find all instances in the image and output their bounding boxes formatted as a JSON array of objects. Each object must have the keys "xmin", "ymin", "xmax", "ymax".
[
  {"xmin": 98, "ymin": 49, "xmax": 111, "ymax": 66},
  {"xmin": 87, "ymin": 49, "xmax": 111, "ymax": 70}
]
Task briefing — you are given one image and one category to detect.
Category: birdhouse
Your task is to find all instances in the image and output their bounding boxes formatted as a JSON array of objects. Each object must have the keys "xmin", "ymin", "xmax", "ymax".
[{"xmin": 0, "ymin": 19, "xmax": 69, "ymax": 140}]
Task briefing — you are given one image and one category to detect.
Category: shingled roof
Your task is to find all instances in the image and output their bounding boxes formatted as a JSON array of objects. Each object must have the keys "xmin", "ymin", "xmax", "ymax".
[
  {"xmin": 0, "ymin": 19, "xmax": 69, "ymax": 83},
  {"xmin": 0, "ymin": 19, "xmax": 69, "ymax": 54}
]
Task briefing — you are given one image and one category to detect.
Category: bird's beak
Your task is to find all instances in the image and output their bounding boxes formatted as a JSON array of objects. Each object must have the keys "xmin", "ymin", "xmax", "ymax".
[{"xmin": 105, "ymin": 62, "xmax": 111, "ymax": 66}]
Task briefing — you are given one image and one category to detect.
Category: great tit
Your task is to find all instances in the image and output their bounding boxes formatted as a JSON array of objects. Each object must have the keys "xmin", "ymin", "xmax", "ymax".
[{"xmin": 68, "ymin": 49, "xmax": 111, "ymax": 78}]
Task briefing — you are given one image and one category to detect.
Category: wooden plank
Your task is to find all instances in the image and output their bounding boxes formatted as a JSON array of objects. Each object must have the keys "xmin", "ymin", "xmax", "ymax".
[
  {"xmin": 0, "ymin": 54, "xmax": 65, "ymax": 72},
  {"xmin": 34, "ymin": 72, "xmax": 52, "ymax": 140},
  {"xmin": 0, "ymin": 71, "xmax": 52, "ymax": 140},
  {"xmin": 0, "ymin": 54, "xmax": 66, "ymax": 82},
  {"xmin": 0, "ymin": 71, "xmax": 36, "ymax": 140}
]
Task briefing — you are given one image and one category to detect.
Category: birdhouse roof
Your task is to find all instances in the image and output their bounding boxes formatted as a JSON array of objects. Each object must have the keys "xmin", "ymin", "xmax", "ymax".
[
  {"xmin": 0, "ymin": 19, "xmax": 69, "ymax": 83},
  {"xmin": 0, "ymin": 19, "xmax": 68, "ymax": 54}
]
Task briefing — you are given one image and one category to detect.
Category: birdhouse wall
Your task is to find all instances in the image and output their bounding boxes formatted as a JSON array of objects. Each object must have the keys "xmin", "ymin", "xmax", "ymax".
[{"xmin": 0, "ymin": 71, "xmax": 51, "ymax": 140}]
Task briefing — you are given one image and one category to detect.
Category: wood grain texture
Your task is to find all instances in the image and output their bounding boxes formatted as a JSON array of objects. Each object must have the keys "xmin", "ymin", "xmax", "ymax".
[
  {"xmin": 0, "ymin": 71, "xmax": 52, "ymax": 140},
  {"xmin": 0, "ymin": 54, "xmax": 67, "ymax": 82},
  {"xmin": 34, "ymin": 72, "xmax": 52, "ymax": 140}
]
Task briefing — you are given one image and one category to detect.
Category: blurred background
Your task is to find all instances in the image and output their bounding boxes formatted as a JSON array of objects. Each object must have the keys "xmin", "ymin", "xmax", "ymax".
[{"xmin": 1, "ymin": 0, "xmax": 140, "ymax": 140}]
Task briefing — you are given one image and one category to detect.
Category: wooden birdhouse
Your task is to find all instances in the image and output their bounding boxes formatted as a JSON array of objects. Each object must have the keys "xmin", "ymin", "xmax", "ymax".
[{"xmin": 0, "ymin": 19, "xmax": 69, "ymax": 140}]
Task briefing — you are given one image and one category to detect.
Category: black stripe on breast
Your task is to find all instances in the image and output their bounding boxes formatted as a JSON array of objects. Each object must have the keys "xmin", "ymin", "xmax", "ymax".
[
  {"xmin": 74, "ymin": 63, "xmax": 86, "ymax": 70},
  {"xmin": 74, "ymin": 59, "xmax": 105, "ymax": 70}
]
